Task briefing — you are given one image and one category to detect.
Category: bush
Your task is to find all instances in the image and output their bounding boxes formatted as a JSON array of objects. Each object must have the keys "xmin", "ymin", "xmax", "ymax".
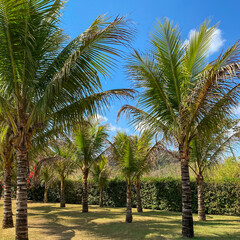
[{"xmin": 28, "ymin": 178, "xmax": 240, "ymax": 216}]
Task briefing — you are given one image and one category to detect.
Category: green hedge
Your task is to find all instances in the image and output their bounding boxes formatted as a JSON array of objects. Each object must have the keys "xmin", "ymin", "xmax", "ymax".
[{"xmin": 27, "ymin": 178, "xmax": 240, "ymax": 216}]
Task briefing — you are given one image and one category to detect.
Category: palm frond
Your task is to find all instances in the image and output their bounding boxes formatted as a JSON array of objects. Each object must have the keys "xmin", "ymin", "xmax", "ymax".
[
  {"xmin": 32, "ymin": 15, "xmax": 135, "ymax": 122},
  {"xmin": 118, "ymin": 104, "xmax": 171, "ymax": 139},
  {"xmin": 127, "ymin": 50, "xmax": 178, "ymax": 125},
  {"xmin": 187, "ymin": 41, "xmax": 240, "ymax": 135},
  {"xmin": 151, "ymin": 18, "xmax": 184, "ymax": 106}
]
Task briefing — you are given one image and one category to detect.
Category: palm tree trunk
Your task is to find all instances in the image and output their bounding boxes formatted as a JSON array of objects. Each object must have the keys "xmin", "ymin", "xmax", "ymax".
[
  {"xmin": 180, "ymin": 145, "xmax": 194, "ymax": 238},
  {"xmin": 135, "ymin": 178, "xmax": 143, "ymax": 212},
  {"xmin": 196, "ymin": 174, "xmax": 206, "ymax": 221},
  {"xmin": 2, "ymin": 164, "xmax": 14, "ymax": 228},
  {"xmin": 126, "ymin": 181, "xmax": 132, "ymax": 223},
  {"xmin": 99, "ymin": 186, "xmax": 103, "ymax": 207},
  {"xmin": 82, "ymin": 169, "xmax": 89, "ymax": 212},
  {"xmin": 60, "ymin": 177, "xmax": 65, "ymax": 207},
  {"xmin": 44, "ymin": 184, "xmax": 48, "ymax": 203},
  {"xmin": 16, "ymin": 149, "xmax": 29, "ymax": 240}
]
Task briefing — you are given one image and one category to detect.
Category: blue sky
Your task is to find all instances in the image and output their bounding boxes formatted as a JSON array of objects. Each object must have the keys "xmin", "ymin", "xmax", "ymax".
[{"xmin": 61, "ymin": 0, "xmax": 240, "ymax": 138}]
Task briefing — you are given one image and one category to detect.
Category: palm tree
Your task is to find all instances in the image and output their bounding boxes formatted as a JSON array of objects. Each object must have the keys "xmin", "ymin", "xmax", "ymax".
[
  {"xmin": 112, "ymin": 132, "xmax": 138, "ymax": 223},
  {"xmin": 131, "ymin": 131, "xmax": 155, "ymax": 213},
  {"xmin": 36, "ymin": 142, "xmax": 77, "ymax": 207},
  {"xmin": 189, "ymin": 122, "xmax": 240, "ymax": 221},
  {"xmin": 112, "ymin": 131, "xmax": 160, "ymax": 218},
  {"xmin": 0, "ymin": 125, "xmax": 14, "ymax": 228},
  {"xmin": 36, "ymin": 165, "xmax": 56, "ymax": 203},
  {"xmin": 0, "ymin": 1, "xmax": 134, "ymax": 238},
  {"xmin": 118, "ymin": 19, "xmax": 240, "ymax": 237},
  {"xmin": 72, "ymin": 118, "xmax": 109, "ymax": 212},
  {"xmin": 91, "ymin": 156, "xmax": 109, "ymax": 207}
]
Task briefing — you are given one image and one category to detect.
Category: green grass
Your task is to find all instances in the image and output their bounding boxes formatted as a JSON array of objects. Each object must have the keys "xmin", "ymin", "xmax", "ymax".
[{"xmin": 0, "ymin": 200, "xmax": 239, "ymax": 239}]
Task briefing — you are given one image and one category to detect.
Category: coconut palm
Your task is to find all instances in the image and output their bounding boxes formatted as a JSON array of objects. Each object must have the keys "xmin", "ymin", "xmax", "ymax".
[
  {"xmin": 189, "ymin": 122, "xmax": 240, "ymax": 221},
  {"xmin": 131, "ymin": 131, "xmax": 155, "ymax": 212},
  {"xmin": 112, "ymin": 132, "xmax": 137, "ymax": 223},
  {"xmin": 0, "ymin": 0, "xmax": 134, "ymax": 238},
  {"xmin": 0, "ymin": 125, "xmax": 14, "ymax": 228},
  {"xmin": 36, "ymin": 142, "xmax": 77, "ymax": 207},
  {"xmin": 112, "ymin": 131, "xmax": 160, "ymax": 219},
  {"xmin": 91, "ymin": 156, "xmax": 109, "ymax": 207},
  {"xmin": 37, "ymin": 165, "xmax": 56, "ymax": 203},
  {"xmin": 118, "ymin": 19, "xmax": 240, "ymax": 237},
  {"xmin": 71, "ymin": 118, "xmax": 109, "ymax": 212},
  {"xmin": 55, "ymin": 158, "xmax": 76, "ymax": 208}
]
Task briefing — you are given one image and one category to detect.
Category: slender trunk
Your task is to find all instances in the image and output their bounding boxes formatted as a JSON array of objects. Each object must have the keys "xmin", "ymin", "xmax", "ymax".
[
  {"xmin": 2, "ymin": 164, "xmax": 14, "ymax": 228},
  {"xmin": 60, "ymin": 177, "xmax": 65, "ymax": 207},
  {"xmin": 126, "ymin": 180, "xmax": 132, "ymax": 223},
  {"xmin": 180, "ymin": 145, "xmax": 194, "ymax": 238},
  {"xmin": 135, "ymin": 178, "xmax": 143, "ymax": 212},
  {"xmin": 99, "ymin": 186, "xmax": 103, "ymax": 207},
  {"xmin": 16, "ymin": 149, "xmax": 28, "ymax": 240},
  {"xmin": 82, "ymin": 169, "xmax": 89, "ymax": 213},
  {"xmin": 44, "ymin": 184, "xmax": 48, "ymax": 203},
  {"xmin": 196, "ymin": 174, "xmax": 206, "ymax": 221}
]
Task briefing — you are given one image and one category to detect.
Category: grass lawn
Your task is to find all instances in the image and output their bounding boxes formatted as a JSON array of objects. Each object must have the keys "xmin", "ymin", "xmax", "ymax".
[{"xmin": 0, "ymin": 200, "xmax": 239, "ymax": 240}]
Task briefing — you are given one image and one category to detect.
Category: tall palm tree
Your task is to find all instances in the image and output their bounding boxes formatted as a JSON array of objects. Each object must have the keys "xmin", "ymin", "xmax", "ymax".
[
  {"xmin": 118, "ymin": 19, "xmax": 240, "ymax": 237},
  {"xmin": 0, "ymin": 125, "xmax": 14, "ymax": 228},
  {"xmin": 91, "ymin": 156, "xmax": 109, "ymax": 207},
  {"xmin": 189, "ymin": 122, "xmax": 240, "ymax": 221},
  {"xmin": 0, "ymin": 1, "xmax": 134, "ymax": 238},
  {"xmin": 72, "ymin": 118, "xmax": 109, "ymax": 212}
]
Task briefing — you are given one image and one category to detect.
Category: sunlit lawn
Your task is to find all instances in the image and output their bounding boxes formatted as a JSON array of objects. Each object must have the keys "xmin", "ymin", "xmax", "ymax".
[{"xmin": 0, "ymin": 200, "xmax": 239, "ymax": 240}]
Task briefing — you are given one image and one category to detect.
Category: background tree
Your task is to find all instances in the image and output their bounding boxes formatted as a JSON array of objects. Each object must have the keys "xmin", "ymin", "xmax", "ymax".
[
  {"xmin": 36, "ymin": 165, "xmax": 56, "ymax": 203},
  {"xmin": 0, "ymin": 0, "xmax": 134, "ymax": 238},
  {"xmin": 111, "ymin": 132, "xmax": 138, "ymax": 223},
  {"xmin": 190, "ymin": 124, "xmax": 240, "ymax": 221},
  {"xmin": 91, "ymin": 156, "xmax": 109, "ymax": 207},
  {"xmin": 119, "ymin": 19, "xmax": 240, "ymax": 237},
  {"xmin": 72, "ymin": 117, "xmax": 109, "ymax": 212},
  {"xmin": 131, "ymin": 131, "xmax": 155, "ymax": 212},
  {"xmin": 208, "ymin": 156, "xmax": 240, "ymax": 179},
  {"xmin": 0, "ymin": 125, "xmax": 14, "ymax": 228},
  {"xmin": 36, "ymin": 142, "xmax": 77, "ymax": 207}
]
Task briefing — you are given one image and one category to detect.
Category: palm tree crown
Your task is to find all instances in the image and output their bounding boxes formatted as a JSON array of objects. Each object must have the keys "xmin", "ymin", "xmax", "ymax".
[{"xmin": 119, "ymin": 19, "xmax": 240, "ymax": 238}]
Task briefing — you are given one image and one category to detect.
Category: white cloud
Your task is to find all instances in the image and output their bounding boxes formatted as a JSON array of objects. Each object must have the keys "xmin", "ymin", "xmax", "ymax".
[
  {"xmin": 185, "ymin": 28, "xmax": 226, "ymax": 56},
  {"xmin": 232, "ymin": 104, "xmax": 240, "ymax": 116},
  {"xmin": 95, "ymin": 114, "xmax": 108, "ymax": 122},
  {"xmin": 95, "ymin": 114, "xmax": 129, "ymax": 133},
  {"xmin": 208, "ymin": 29, "xmax": 226, "ymax": 55},
  {"xmin": 95, "ymin": 114, "xmax": 129, "ymax": 132},
  {"xmin": 109, "ymin": 123, "xmax": 129, "ymax": 133}
]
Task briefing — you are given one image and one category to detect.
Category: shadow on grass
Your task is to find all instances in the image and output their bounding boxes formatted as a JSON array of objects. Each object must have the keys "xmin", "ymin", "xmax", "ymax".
[
  {"xmin": 28, "ymin": 204, "xmax": 240, "ymax": 240},
  {"xmin": 30, "ymin": 205, "xmax": 57, "ymax": 214}
]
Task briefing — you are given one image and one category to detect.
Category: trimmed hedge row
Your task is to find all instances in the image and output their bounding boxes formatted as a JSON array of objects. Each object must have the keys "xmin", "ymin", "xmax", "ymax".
[{"xmin": 27, "ymin": 178, "xmax": 240, "ymax": 216}]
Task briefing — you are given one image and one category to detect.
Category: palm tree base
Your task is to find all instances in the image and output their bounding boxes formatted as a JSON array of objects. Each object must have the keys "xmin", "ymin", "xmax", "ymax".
[
  {"xmin": 2, "ymin": 216, "xmax": 14, "ymax": 229},
  {"xmin": 125, "ymin": 213, "xmax": 133, "ymax": 223},
  {"xmin": 182, "ymin": 218, "xmax": 194, "ymax": 238},
  {"xmin": 82, "ymin": 207, "xmax": 88, "ymax": 213},
  {"xmin": 60, "ymin": 203, "xmax": 65, "ymax": 208},
  {"xmin": 137, "ymin": 208, "xmax": 143, "ymax": 213},
  {"xmin": 198, "ymin": 215, "xmax": 206, "ymax": 221}
]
